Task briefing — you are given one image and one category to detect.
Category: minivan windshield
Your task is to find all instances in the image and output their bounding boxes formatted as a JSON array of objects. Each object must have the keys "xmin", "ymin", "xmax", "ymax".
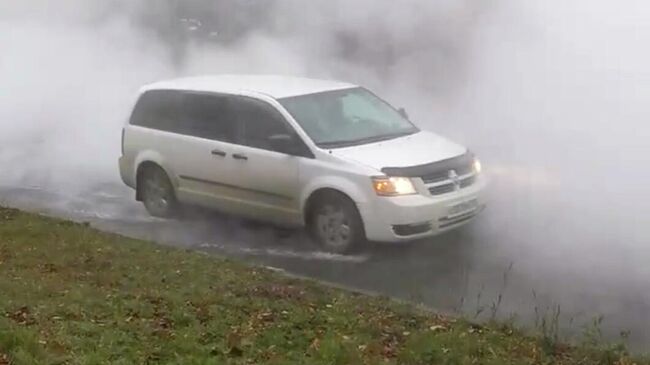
[{"xmin": 279, "ymin": 87, "xmax": 419, "ymax": 148}]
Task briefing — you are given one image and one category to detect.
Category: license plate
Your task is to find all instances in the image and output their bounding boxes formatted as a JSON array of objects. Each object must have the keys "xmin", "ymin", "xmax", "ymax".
[{"xmin": 448, "ymin": 199, "xmax": 479, "ymax": 217}]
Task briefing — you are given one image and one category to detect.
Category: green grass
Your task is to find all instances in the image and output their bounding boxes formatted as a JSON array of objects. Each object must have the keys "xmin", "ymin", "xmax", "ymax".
[{"xmin": 0, "ymin": 206, "xmax": 647, "ymax": 364}]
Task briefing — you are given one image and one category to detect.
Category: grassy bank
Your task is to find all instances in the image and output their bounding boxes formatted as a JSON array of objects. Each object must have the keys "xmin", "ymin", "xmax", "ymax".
[{"xmin": 0, "ymin": 206, "xmax": 646, "ymax": 364}]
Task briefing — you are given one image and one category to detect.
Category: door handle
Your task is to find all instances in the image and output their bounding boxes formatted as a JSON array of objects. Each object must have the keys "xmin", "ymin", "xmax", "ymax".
[
  {"xmin": 211, "ymin": 149, "xmax": 227, "ymax": 157},
  {"xmin": 232, "ymin": 153, "xmax": 248, "ymax": 161}
]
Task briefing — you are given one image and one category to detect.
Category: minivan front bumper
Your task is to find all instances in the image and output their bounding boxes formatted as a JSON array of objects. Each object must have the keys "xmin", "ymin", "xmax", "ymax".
[{"xmin": 357, "ymin": 177, "xmax": 486, "ymax": 242}]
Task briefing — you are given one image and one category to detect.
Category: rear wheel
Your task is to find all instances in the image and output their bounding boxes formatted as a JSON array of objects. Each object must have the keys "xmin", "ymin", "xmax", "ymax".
[
  {"xmin": 139, "ymin": 166, "xmax": 179, "ymax": 218},
  {"xmin": 309, "ymin": 192, "xmax": 366, "ymax": 254}
]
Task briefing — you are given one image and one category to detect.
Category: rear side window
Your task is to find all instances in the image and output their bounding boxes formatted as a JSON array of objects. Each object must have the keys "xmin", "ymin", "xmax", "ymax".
[
  {"xmin": 231, "ymin": 97, "xmax": 293, "ymax": 151},
  {"xmin": 179, "ymin": 93, "xmax": 237, "ymax": 143},
  {"xmin": 129, "ymin": 90, "xmax": 180, "ymax": 132}
]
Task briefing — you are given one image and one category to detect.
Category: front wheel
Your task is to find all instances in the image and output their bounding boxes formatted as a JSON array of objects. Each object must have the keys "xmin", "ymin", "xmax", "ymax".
[
  {"xmin": 139, "ymin": 166, "xmax": 179, "ymax": 218},
  {"xmin": 309, "ymin": 192, "xmax": 366, "ymax": 254}
]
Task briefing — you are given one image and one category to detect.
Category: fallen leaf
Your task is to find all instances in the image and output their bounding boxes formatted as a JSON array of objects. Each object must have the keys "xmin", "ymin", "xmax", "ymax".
[
  {"xmin": 310, "ymin": 338, "xmax": 321, "ymax": 350},
  {"xmin": 7, "ymin": 306, "xmax": 35, "ymax": 326}
]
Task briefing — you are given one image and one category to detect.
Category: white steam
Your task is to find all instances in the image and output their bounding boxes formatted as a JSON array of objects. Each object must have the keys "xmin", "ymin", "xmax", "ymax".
[
  {"xmin": 456, "ymin": 1, "xmax": 650, "ymax": 267},
  {"xmin": 0, "ymin": 5, "xmax": 170, "ymax": 191},
  {"xmin": 1, "ymin": 0, "xmax": 650, "ymax": 339},
  {"xmin": 0, "ymin": 0, "xmax": 491, "ymax": 191}
]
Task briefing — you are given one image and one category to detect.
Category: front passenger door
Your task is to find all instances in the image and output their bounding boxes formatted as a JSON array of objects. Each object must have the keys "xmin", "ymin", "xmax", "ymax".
[{"xmin": 227, "ymin": 96, "xmax": 307, "ymax": 226}]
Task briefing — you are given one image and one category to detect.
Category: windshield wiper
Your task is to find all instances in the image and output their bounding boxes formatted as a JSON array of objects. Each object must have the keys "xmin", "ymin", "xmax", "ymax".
[
  {"xmin": 318, "ymin": 130, "xmax": 417, "ymax": 149},
  {"xmin": 317, "ymin": 139, "xmax": 362, "ymax": 148}
]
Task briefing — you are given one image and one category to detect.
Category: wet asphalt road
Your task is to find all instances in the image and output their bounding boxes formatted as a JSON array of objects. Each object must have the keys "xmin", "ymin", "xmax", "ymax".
[{"xmin": 1, "ymin": 183, "xmax": 648, "ymax": 352}]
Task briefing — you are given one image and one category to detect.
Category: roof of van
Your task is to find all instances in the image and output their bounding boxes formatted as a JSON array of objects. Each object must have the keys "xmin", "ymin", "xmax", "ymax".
[{"xmin": 140, "ymin": 74, "xmax": 358, "ymax": 99}]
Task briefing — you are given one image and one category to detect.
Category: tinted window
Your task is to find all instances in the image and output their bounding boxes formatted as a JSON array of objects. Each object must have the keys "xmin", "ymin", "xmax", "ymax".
[
  {"xmin": 232, "ymin": 97, "xmax": 294, "ymax": 151},
  {"xmin": 130, "ymin": 90, "xmax": 180, "ymax": 132},
  {"xmin": 179, "ymin": 93, "xmax": 237, "ymax": 142}
]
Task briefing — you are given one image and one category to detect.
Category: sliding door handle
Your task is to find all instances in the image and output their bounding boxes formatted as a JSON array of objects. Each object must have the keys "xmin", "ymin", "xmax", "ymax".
[{"xmin": 211, "ymin": 149, "xmax": 227, "ymax": 157}]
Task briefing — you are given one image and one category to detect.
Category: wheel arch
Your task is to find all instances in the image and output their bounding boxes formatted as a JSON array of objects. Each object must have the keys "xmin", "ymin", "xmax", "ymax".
[
  {"xmin": 302, "ymin": 181, "xmax": 369, "ymax": 229},
  {"xmin": 304, "ymin": 188, "xmax": 349, "ymax": 222},
  {"xmin": 303, "ymin": 186, "xmax": 368, "ymax": 252},
  {"xmin": 135, "ymin": 160, "xmax": 173, "ymax": 202}
]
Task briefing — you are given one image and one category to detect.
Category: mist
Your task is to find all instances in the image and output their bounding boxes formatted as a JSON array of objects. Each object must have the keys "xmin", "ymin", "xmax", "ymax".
[
  {"xmin": 442, "ymin": 1, "xmax": 650, "ymax": 333},
  {"xmin": 2, "ymin": 0, "xmax": 650, "ymax": 344},
  {"xmin": 460, "ymin": 1, "xmax": 650, "ymax": 274}
]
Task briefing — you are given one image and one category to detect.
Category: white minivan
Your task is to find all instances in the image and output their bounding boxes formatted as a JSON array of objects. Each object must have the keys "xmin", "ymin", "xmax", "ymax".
[{"xmin": 119, "ymin": 75, "xmax": 486, "ymax": 253}]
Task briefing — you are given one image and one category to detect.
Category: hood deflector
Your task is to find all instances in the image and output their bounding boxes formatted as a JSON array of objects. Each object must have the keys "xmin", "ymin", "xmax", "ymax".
[{"xmin": 381, "ymin": 151, "xmax": 473, "ymax": 178}]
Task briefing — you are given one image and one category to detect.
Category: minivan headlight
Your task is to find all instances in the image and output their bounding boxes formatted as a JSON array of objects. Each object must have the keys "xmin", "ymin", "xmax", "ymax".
[
  {"xmin": 473, "ymin": 158, "xmax": 482, "ymax": 174},
  {"xmin": 372, "ymin": 177, "xmax": 416, "ymax": 196}
]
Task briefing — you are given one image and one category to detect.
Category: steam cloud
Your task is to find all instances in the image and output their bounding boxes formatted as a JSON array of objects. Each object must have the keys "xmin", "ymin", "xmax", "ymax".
[
  {"xmin": 0, "ymin": 0, "xmax": 492, "ymax": 191},
  {"xmin": 1, "ymin": 0, "xmax": 650, "ymax": 342}
]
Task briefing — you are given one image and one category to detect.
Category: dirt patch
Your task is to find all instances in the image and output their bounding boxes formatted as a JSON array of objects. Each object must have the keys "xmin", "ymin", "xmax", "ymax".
[
  {"xmin": 186, "ymin": 301, "xmax": 212, "ymax": 324},
  {"xmin": 6, "ymin": 306, "xmax": 36, "ymax": 326},
  {"xmin": 0, "ymin": 353, "xmax": 10, "ymax": 365},
  {"xmin": 249, "ymin": 284, "xmax": 306, "ymax": 300},
  {"xmin": 38, "ymin": 263, "xmax": 59, "ymax": 274}
]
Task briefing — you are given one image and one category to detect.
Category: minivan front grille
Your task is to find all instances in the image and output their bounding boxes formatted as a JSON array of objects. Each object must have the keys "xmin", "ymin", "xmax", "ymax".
[
  {"xmin": 428, "ymin": 184, "xmax": 456, "ymax": 196},
  {"xmin": 427, "ymin": 174, "xmax": 477, "ymax": 196},
  {"xmin": 460, "ymin": 175, "xmax": 476, "ymax": 189}
]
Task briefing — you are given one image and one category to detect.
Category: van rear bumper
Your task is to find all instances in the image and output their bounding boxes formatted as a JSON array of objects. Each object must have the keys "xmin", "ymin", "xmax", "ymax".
[{"xmin": 118, "ymin": 156, "xmax": 135, "ymax": 189}]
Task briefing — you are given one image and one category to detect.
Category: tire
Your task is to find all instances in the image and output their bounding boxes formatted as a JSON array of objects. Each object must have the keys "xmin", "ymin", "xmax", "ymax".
[
  {"xmin": 308, "ymin": 192, "xmax": 366, "ymax": 254},
  {"xmin": 139, "ymin": 165, "xmax": 179, "ymax": 218}
]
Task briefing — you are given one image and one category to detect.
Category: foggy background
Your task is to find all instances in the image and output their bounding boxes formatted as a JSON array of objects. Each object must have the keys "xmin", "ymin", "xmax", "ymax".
[{"xmin": 2, "ymin": 0, "xmax": 650, "ymax": 346}]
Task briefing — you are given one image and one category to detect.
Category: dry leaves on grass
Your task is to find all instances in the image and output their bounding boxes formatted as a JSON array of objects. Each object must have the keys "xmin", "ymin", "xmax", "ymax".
[
  {"xmin": 0, "ymin": 352, "xmax": 10, "ymax": 365},
  {"xmin": 249, "ymin": 284, "xmax": 306, "ymax": 300},
  {"xmin": 6, "ymin": 306, "xmax": 35, "ymax": 326},
  {"xmin": 0, "ymin": 247, "xmax": 10, "ymax": 264}
]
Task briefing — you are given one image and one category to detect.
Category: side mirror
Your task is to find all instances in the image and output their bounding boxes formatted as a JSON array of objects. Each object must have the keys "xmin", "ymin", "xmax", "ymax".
[
  {"xmin": 398, "ymin": 107, "xmax": 410, "ymax": 120},
  {"xmin": 269, "ymin": 134, "xmax": 298, "ymax": 154}
]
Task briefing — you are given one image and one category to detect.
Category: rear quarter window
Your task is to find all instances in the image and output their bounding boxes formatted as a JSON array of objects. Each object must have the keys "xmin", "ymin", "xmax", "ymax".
[{"xmin": 129, "ymin": 90, "xmax": 181, "ymax": 132}]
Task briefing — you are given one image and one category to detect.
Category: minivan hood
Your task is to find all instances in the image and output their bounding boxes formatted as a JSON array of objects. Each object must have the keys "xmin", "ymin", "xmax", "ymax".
[{"xmin": 329, "ymin": 131, "xmax": 467, "ymax": 171}]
